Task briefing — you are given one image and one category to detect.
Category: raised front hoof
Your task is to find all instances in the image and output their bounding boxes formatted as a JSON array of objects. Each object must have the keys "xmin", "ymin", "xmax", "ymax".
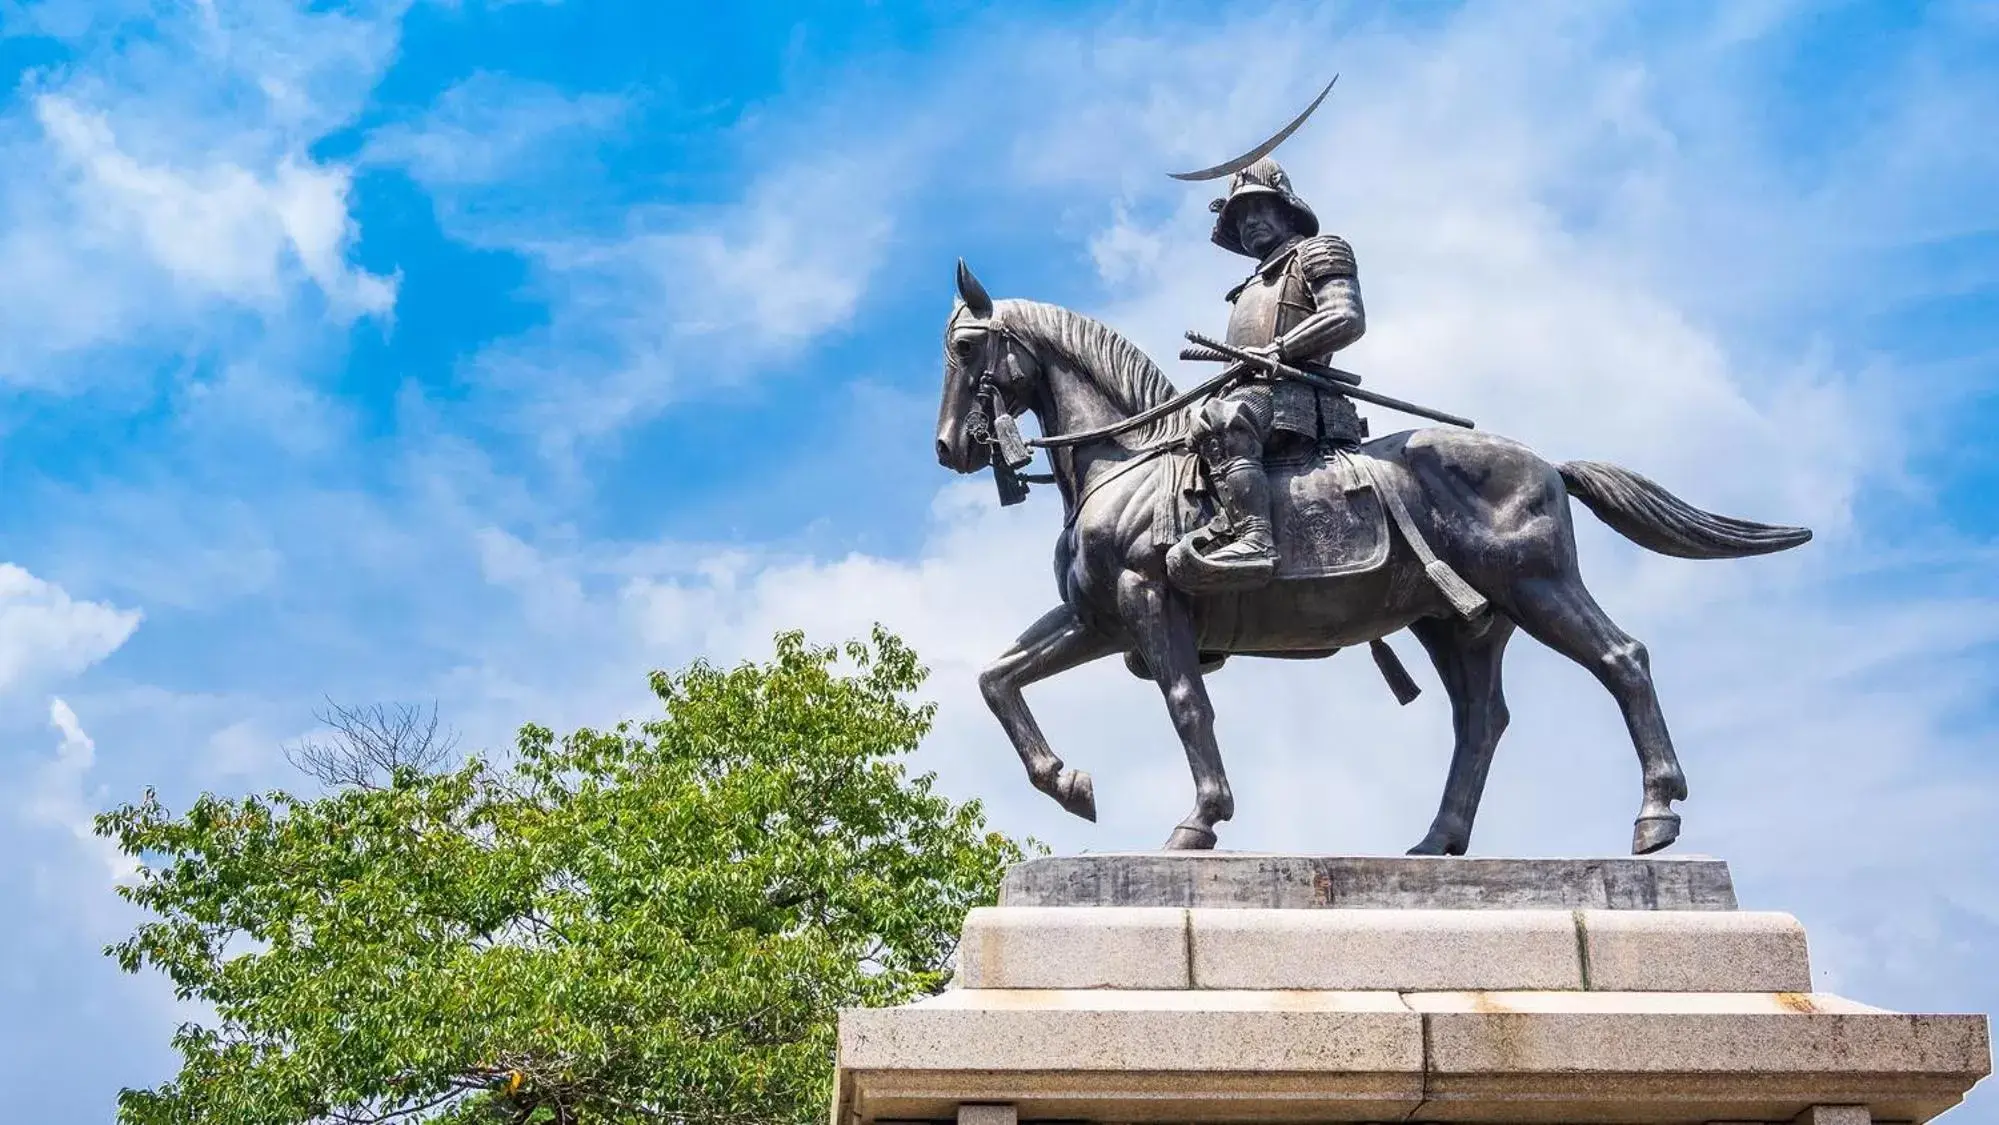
[
  {"xmin": 1165, "ymin": 540, "xmax": 1276, "ymax": 595},
  {"xmin": 1163, "ymin": 822, "xmax": 1218, "ymax": 850},
  {"xmin": 1054, "ymin": 769, "xmax": 1097, "ymax": 822},
  {"xmin": 1406, "ymin": 831, "xmax": 1468, "ymax": 857},
  {"xmin": 1632, "ymin": 813, "xmax": 1681, "ymax": 855}
]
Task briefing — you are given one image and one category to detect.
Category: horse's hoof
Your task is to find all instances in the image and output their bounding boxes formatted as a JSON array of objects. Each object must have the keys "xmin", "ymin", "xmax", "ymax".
[
  {"xmin": 1163, "ymin": 822, "xmax": 1218, "ymax": 850},
  {"xmin": 1056, "ymin": 769, "xmax": 1097, "ymax": 822},
  {"xmin": 1632, "ymin": 813, "xmax": 1681, "ymax": 855},
  {"xmin": 1407, "ymin": 833, "xmax": 1466, "ymax": 856}
]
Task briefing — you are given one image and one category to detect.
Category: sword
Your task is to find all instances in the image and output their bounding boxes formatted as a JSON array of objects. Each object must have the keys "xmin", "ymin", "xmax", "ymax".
[
  {"xmin": 1182, "ymin": 332, "xmax": 1475, "ymax": 430},
  {"xmin": 1181, "ymin": 343, "xmax": 1361, "ymax": 386}
]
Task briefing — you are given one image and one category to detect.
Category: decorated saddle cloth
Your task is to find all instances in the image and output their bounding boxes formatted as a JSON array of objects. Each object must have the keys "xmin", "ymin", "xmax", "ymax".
[{"xmin": 1159, "ymin": 446, "xmax": 1391, "ymax": 581}]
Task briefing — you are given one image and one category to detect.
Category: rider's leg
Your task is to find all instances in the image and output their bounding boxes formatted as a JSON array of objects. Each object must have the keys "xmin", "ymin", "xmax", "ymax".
[{"xmin": 1170, "ymin": 389, "xmax": 1278, "ymax": 589}]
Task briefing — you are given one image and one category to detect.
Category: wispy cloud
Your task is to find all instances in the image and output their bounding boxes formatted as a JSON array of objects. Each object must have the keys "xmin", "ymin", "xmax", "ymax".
[
  {"xmin": 26, "ymin": 699, "xmax": 136, "ymax": 887},
  {"xmin": 0, "ymin": 565, "xmax": 140, "ymax": 693},
  {"xmin": 365, "ymin": 71, "xmax": 628, "ymax": 195},
  {"xmin": 36, "ymin": 95, "xmax": 391, "ymax": 315},
  {"xmin": 0, "ymin": 0, "xmax": 406, "ymax": 390},
  {"xmin": 367, "ymin": 69, "xmax": 920, "ymax": 458}
]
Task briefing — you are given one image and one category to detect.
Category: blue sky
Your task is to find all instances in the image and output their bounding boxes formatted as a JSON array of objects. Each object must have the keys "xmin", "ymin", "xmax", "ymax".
[{"xmin": 2, "ymin": 0, "xmax": 1997, "ymax": 1119}]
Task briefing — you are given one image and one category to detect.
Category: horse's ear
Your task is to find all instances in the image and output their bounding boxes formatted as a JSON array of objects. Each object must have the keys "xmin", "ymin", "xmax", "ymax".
[{"xmin": 956, "ymin": 258, "xmax": 994, "ymax": 317}]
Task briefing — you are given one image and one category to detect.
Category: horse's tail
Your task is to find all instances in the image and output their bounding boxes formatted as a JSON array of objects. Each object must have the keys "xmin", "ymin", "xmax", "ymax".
[{"xmin": 1557, "ymin": 460, "xmax": 1812, "ymax": 559}]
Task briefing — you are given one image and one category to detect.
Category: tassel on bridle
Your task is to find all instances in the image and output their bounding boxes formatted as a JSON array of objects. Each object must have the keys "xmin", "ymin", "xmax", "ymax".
[{"xmin": 966, "ymin": 326, "xmax": 1050, "ymax": 506}]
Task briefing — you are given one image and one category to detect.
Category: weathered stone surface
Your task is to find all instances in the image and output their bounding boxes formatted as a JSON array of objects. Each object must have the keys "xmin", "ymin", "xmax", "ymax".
[
  {"xmin": 958, "ymin": 904, "xmax": 1817, "ymax": 994},
  {"xmin": 837, "ymin": 989, "xmax": 1424, "ymax": 1124},
  {"xmin": 955, "ymin": 906, "xmax": 1188, "ymax": 990},
  {"xmin": 1583, "ymin": 909, "xmax": 1812, "ymax": 992},
  {"xmin": 1413, "ymin": 991, "xmax": 1988, "ymax": 1124},
  {"xmin": 1189, "ymin": 907, "xmax": 1584, "ymax": 991},
  {"xmin": 953, "ymin": 1106, "xmax": 1015, "ymax": 1125},
  {"xmin": 836, "ymin": 988, "xmax": 1988, "ymax": 1124},
  {"xmin": 1792, "ymin": 1107, "xmax": 1871, "ymax": 1125},
  {"xmin": 1001, "ymin": 852, "xmax": 1738, "ymax": 910}
]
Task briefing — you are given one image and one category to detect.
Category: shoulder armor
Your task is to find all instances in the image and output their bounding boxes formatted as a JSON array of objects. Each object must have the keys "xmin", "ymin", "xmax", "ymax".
[{"xmin": 1295, "ymin": 235, "xmax": 1356, "ymax": 283}]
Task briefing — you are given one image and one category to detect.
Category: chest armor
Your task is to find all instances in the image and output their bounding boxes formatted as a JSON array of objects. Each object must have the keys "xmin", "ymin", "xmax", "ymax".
[
  {"xmin": 1225, "ymin": 247, "xmax": 1312, "ymax": 349},
  {"xmin": 1220, "ymin": 243, "xmax": 1361, "ymax": 444}
]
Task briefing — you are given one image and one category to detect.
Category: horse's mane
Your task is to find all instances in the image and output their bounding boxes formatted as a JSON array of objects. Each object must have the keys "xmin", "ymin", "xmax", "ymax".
[{"xmin": 994, "ymin": 299, "xmax": 1189, "ymax": 447}]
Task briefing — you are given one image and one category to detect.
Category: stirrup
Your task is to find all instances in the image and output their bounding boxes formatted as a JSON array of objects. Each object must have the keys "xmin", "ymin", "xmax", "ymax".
[{"xmin": 1166, "ymin": 536, "xmax": 1277, "ymax": 594}]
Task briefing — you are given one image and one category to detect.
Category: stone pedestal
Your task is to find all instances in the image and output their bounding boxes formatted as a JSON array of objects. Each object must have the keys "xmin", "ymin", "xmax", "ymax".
[{"xmin": 833, "ymin": 854, "xmax": 1990, "ymax": 1124}]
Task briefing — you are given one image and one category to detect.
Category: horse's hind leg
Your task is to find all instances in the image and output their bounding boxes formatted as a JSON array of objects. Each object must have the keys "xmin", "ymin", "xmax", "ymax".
[
  {"xmin": 1505, "ymin": 576, "xmax": 1688, "ymax": 854},
  {"xmin": 1406, "ymin": 614, "xmax": 1517, "ymax": 856},
  {"xmin": 979, "ymin": 604, "xmax": 1120, "ymax": 821}
]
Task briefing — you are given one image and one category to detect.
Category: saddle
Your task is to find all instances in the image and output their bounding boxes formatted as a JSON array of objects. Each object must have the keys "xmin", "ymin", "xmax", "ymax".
[
  {"xmin": 1158, "ymin": 446, "xmax": 1392, "ymax": 581},
  {"xmin": 1134, "ymin": 444, "xmax": 1423, "ymax": 704}
]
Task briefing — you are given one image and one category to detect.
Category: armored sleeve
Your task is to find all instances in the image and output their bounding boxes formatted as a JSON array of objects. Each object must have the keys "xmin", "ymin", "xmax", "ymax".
[
  {"xmin": 1275, "ymin": 235, "xmax": 1365, "ymax": 359},
  {"xmin": 1295, "ymin": 235, "xmax": 1357, "ymax": 284}
]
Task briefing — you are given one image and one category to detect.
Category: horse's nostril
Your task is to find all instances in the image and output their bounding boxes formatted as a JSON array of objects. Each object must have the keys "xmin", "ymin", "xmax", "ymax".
[{"xmin": 935, "ymin": 438, "xmax": 952, "ymax": 465}]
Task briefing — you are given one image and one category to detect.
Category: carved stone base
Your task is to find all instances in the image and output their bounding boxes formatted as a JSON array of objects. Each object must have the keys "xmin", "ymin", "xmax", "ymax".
[{"xmin": 832, "ymin": 855, "xmax": 1990, "ymax": 1124}]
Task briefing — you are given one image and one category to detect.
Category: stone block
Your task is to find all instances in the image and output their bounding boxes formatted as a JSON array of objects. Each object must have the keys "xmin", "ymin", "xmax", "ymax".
[
  {"xmin": 1189, "ymin": 907, "xmax": 1584, "ymax": 990},
  {"xmin": 1583, "ymin": 909, "xmax": 1812, "ymax": 992},
  {"xmin": 954, "ymin": 1106, "xmax": 1015, "ymax": 1125},
  {"xmin": 837, "ymin": 989, "xmax": 1424, "ymax": 1123},
  {"xmin": 1793, "ymin": 1107, "xmax": 1871, "ymax": 1125},
  {"xmin": 837, "ymin": 988, "xmax": 1989, "ymax": 1123},
  {"xmin": 1412, "ymin": 990, "xmax": 1989, "ymax": 1123},
  {"xmin": 1001, "ymin": 852, "xmax": 1738, "ymax": 910},
  {"xmin": 954, "ymin": 906, "xmax": 1188, "ymax": 990}
]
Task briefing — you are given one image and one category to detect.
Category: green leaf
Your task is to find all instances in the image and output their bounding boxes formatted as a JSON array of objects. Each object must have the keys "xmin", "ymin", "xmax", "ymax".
[{"xmin": 101, "ymin": 629, "xmax": 1038, "ymax": 1125}]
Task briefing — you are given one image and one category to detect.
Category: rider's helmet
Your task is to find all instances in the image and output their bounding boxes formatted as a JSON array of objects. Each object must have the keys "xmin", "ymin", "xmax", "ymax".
[{"xmin": 1209, "ymin": 156, "xmax": 1320, "ymax": 258}]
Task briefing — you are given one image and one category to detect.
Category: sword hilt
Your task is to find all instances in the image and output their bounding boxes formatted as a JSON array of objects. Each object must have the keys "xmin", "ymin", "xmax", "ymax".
[{"xmin": 1182, "ymin": 333, "xmax": 1362, "ymax": 387}]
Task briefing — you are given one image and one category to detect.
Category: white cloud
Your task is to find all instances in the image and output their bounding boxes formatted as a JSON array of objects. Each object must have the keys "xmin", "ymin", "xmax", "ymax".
[
  {"xmin": 366, "ymin": 69, "xmax": 919, "ymax": 457},
  {"xmin": 452, "ymin": 152, "xmax": 904, "ymax": 457},
  {"xmin": 0, "ymin": 0, "xmax": 406, "ymax": 389},
  {"xmin": 364, "ymin": 72, "xmax": 627, "ymax": 193},
  {"xmin": 35, "ymin": 96, "xmax": 392, "ymax": 317},
  {"xmin": 0, "ymin": 565, "xmax": 141, "ymax": 693},
  {"xmin": 26, "ymin": 699, "xmax": 137, "ymax": 887}
]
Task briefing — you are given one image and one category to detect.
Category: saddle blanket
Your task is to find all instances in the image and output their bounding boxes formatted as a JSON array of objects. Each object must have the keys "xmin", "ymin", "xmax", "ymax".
[{"xmin": 1159, "ymin": 447, "xmax": 1392, "ymax": 581}]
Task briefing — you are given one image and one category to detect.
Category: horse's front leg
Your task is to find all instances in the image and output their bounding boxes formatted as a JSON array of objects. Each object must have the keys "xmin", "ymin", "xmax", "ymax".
[
  {"xmin": 979, "ymin": 603, "xmax": 1120, "ymax": 821},
  {"xmin": 1120, "ymin": 573, "xmax": 1233, "ymax": 849}
]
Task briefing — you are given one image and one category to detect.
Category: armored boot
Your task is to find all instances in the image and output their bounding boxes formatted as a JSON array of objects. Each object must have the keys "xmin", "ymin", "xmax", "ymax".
[{"xmin": 1167, "ymin": 454, "xmax": 1279, "ymax": 593}]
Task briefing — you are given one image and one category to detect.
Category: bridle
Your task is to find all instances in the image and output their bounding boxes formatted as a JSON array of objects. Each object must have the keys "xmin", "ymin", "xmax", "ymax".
[
  {"xmin": 956, "ymin": 313, "xmax": 1181, "ymax": 524},
  {"xmin": 960, "ymin": 322, "xmax": 1029, "ymax": 454},
  {"xmin": 957, "ymin": 319, "xmax": 1053, "ymax": 505}
]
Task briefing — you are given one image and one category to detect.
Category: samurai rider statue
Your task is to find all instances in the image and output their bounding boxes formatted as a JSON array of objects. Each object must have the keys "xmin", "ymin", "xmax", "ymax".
[{"xmin": 1165, "ymin": 156, "xmax": 1369, "ymax": 594}]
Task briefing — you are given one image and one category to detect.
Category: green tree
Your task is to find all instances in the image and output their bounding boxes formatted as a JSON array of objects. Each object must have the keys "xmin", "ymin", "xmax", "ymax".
[{"xmin": 98, "ymin": 628, "xmax": 1031, "ymax": 1125}]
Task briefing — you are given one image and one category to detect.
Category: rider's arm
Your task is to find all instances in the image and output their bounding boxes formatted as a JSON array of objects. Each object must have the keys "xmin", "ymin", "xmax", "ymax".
[{"xmin": 1273, "ymin": 236, "xmax": 1365, "ymax": 361}]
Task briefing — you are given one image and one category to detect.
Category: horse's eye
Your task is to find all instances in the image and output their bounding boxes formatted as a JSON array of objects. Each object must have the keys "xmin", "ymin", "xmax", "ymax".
[{"xmin": 953, "ymin": 337, "xmax": 976, "ymax": 356}]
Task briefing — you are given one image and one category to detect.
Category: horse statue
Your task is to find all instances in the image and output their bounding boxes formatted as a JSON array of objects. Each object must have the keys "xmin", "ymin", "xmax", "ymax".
[{"xmin": 933, "ymin": 262, "xmax": 1813, "ymax": 855}]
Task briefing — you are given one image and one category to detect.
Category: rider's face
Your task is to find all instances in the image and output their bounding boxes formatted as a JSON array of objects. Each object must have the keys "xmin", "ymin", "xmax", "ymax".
[{"xmin": 1234, "ymin": 196, "xmax": 1291, "ymax": 258}]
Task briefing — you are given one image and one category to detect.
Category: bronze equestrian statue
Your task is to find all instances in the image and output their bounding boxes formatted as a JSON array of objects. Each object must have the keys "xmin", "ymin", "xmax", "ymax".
[{"xmin": 931, "ymin": 143, "xmax": 1810, "ymax": 854}]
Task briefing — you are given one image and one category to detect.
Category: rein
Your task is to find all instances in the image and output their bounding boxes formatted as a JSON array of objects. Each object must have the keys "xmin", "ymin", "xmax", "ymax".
[
  {"xmin": 961, "ymin": 316, "xmax": 1195, "ymax": 519},
  {"xmin": 1026, "ymin": 367, "xmax": 1241, "ymax": 449}
]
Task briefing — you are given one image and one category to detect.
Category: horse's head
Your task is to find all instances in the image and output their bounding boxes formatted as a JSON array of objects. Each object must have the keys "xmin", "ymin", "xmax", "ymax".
[{"xmin": 935, "ymin": 260, "xmax": 1042, "ymax": 474}]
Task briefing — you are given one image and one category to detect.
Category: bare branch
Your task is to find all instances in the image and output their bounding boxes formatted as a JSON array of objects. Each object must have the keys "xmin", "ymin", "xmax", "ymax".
[{"xmin": 285, "ymin": 699, "xmax": 461, "ymax": 788}]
